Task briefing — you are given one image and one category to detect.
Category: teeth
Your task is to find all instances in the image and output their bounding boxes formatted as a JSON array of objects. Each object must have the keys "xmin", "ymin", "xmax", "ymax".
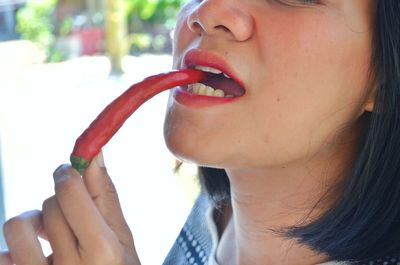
[
  {"xmin": 223, "ymin": 73, "xmax": 231, "ymax": 79},
  {"xmin": 188, "ymin": 83, "xmax": 226, "ymax": 97},
  {"xmin": 193, "ymin": 84, "xmax": 199, "ymax": 94},
  {"xmin": 195, "ymin": 65, "xmax": 223, "ymax": 74},
  {"xmin": 198, "ymin": 84, "xmax": 207, "ymax": 95},
  {"xmin": 214, "ymin": 89, "xmax": 225, "ymax": 97},
  {"xmin": 205, "ymin": 86, "xmax": 214, "ymax": 96}
]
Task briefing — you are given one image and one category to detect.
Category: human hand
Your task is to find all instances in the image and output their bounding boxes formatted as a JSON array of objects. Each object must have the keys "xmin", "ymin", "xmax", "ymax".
[{"xmin": 1, "ymin": 152, "xmax": 141, "ymax": 265}]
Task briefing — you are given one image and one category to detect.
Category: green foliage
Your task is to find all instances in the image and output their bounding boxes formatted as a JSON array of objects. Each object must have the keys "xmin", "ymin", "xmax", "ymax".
[
  {"xmin": 126, "ymin": 0, "xmax": 183, "ymax": 27},
  {"xmin": 129, "ymin": 32, "xmax": 168, "ymax": 54},
  {"xmin": 126, "ymin": 0, "xmax": 184, "ymax": 53},
  {"xmin": 130, "ymin": 33, "xmax": 152, "ymax": 50},
  {"xmin": 59, "ymin": 16, "xmax": 74, "ymax": 36},
  {"xmin": 16, "ymin": 0, "xmax": 62, "ymax": 61}
]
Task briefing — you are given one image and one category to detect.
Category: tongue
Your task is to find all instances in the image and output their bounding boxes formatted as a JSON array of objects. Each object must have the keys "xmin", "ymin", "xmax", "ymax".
[{"xmin": 202, "ymin": 73, "xmax": 245, "ymax": 97}]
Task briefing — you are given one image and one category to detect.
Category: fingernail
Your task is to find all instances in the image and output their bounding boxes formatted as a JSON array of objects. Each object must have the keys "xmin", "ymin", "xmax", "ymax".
[
  {"xmin": 53, "ymin": 164, "xmax": 69, "ymax": 182},
  {"xmin": 96, "ymin": 151, "xmax": 106, "ymax": 168}
]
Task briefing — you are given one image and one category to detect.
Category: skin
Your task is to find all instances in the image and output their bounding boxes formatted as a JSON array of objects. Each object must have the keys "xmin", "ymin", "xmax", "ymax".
[
  {"xmin": 0, "ymin": 0, "xmax": 375, "ymax": 265},
  {"xmin": 164, "ymin": 0, "xmax": 375, "ymax": 264}
]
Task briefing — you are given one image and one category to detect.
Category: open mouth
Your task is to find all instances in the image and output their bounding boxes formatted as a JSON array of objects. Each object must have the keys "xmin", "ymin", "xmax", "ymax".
[{"xmin": 185, "ymin": 65, "xmax": 246, "ymax": 98}]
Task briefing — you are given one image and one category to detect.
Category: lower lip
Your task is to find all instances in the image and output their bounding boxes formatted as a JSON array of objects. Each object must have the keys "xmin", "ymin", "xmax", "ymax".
[{"xmin": 172, "ymin": 87, "xmax": 239, "ymax": 108}]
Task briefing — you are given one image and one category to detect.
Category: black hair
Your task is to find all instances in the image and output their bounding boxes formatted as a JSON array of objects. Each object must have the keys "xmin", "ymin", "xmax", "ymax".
[{"xmin": 198, "ymin": 0, "xmax": 400, "ymax": 262}]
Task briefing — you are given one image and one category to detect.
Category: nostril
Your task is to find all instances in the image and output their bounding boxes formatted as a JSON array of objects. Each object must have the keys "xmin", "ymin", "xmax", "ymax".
[
  {"xmin": 190, "ymin": 22, "xmax": 233, "ymax": 37},
  {"xmin": 215, "ymin": 25, "xmax": 230, "ymax": 33},
  {"xmin": 188, "ymin": 20, "xmax": 204, "ymax": 34}
]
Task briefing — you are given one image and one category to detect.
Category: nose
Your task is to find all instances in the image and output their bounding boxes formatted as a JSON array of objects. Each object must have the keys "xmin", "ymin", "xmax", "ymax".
[{"xmin": 187, "ymin": 0, "xmax": 254, "ymax": 42}]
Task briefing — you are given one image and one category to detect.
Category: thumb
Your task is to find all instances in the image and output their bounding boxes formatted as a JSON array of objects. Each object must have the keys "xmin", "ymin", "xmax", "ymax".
[{"xmin": 83, "ymin": 151, "xmax": 134, "ymax": 247}]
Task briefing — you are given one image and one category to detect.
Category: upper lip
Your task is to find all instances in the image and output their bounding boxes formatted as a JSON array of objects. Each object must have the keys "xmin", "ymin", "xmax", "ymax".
[{"xmin": 182, "ymin": 49, "xmax": 245, "ymax": 89}]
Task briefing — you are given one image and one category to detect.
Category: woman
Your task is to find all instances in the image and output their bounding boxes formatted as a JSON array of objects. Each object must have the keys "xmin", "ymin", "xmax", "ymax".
[{"xmin": 1, "ymin": 0, "xmax": 400, "ymax": 264}]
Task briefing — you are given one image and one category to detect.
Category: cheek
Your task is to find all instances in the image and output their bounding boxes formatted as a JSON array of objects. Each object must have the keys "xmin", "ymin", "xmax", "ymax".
[
  {"xmin": 243, "ymin": 93, "xmax": 359, "ymax": 167},
  {"xmin": 258, "ymin": 9, "xmax": 371, "ymax": 86},
  {"xmin": 249, "ymin": 27, "xmax": 371, "ymax": 162},
  {"xmin": 269, "ymin": 15, "xmax": 370, "ymax": 108}
]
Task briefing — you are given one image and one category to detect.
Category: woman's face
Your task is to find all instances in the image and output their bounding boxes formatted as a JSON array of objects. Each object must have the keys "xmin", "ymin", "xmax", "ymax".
[{"xmin": 164, "ymin": 0, "xmax": 374, "ymax": 170}]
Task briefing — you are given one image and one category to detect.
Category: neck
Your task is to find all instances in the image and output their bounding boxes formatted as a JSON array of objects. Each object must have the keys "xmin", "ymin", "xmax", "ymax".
[{"xmin": 219, "ymin": 133, "xmax": 360, "ymax": 265}]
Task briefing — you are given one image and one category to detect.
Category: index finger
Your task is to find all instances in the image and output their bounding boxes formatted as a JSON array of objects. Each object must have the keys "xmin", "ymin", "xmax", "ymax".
[{"xmin": 52, "ymin": 165, "xmax": 117, "ymax": 249}]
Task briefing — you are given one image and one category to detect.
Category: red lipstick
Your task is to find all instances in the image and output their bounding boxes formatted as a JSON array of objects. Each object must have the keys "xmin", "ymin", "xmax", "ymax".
[
  {"xmin": 182, "ymin": 49, "xmax": 245, "ymax": 88},
  {"xmin": 173, "ymin": 49, "xmax": 245, "ymax": 109}
]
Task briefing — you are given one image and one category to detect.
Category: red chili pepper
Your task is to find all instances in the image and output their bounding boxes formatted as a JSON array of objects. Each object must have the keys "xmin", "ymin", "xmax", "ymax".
[{"xmin": 70, "ymin": 69, "xmax": 206, "ymax": 174}]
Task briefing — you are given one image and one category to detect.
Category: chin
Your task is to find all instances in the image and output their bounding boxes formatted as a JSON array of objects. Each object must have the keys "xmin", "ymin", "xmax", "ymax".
[
  {"xmin": 163, "ymin": 101, "xmax": 212, "ymax": 164},
  {"xmin": 163, "ymin": 125, "xmax": 221, "ymax": 168},
  {"xmin": 164, "ymin": 130, "xmax": 240, "ymax": 170},
  {"xmin": 164, "ymin": 122, "xmax": 202, "ymax": 164},
  {"xmin": 162, "ymin": 98, "xmax": 245, "ymax": 168}
]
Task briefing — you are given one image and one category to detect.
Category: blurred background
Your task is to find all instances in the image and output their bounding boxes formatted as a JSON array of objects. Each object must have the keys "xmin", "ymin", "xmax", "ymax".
[{"xmin": 0, "ymin": 0, "xmax": 201, "ymax": 263}]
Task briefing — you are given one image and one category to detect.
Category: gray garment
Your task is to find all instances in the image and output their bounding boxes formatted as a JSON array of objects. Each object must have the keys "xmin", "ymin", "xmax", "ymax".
[{"xmin": 163, "ymin": 193, "xmax": 212, "ymax": 265}]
